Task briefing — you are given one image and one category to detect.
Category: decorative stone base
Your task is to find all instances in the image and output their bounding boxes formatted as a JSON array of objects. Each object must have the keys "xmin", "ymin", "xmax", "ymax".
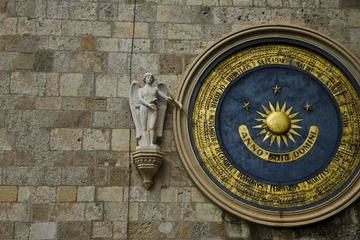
[{"xmin": 132, "ymin": 149, "xmax": 164, "ymax": 190}]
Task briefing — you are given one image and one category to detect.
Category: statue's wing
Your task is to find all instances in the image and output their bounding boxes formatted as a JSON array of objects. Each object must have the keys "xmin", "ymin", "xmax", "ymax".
[
  {"xmin": 156, "ymin": 83, "xmax": 169, "ymax": 138},
  {"xmin": 129, "ymin": 81, "xmax": 142, "ymax": 138}
]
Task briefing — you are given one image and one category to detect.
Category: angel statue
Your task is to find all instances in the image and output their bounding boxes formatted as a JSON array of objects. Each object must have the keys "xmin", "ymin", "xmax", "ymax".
[{"xmin": 129, "ymin": 73, "xmax": 182, "ymax": 149}]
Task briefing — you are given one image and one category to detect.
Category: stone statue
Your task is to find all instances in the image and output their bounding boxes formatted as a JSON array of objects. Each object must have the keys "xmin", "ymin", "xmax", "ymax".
[
  {"xmin": 129, "ymin": 73, "xmax": 182, "ymax": 149},
  {"xmin": 129, "ymin": 73, "xmax": 182, "ymax": 189}
]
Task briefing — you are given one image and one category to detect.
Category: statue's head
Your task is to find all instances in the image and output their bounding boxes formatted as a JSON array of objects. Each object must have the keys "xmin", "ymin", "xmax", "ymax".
[{"xmin": 144, "ymin": 73, "xmax": 154, "ymax": 85}]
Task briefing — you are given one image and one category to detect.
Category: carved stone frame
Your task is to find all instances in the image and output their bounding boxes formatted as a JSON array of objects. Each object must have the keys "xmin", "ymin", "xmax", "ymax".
[{"xmin": 173, "ymin": 25, "xmax": 360, "ymax": 227}]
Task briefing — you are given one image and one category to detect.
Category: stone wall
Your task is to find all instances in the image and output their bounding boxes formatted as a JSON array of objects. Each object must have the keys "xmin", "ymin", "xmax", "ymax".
[{"xmin": 0, "ymin": 0, "xmax": 359, "ymax": 239}]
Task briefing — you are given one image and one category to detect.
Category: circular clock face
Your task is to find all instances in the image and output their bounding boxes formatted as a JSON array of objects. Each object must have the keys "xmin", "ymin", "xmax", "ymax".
[{"xmin": 174, "ymin": 26, "xmax": 360, "ymax": 226}]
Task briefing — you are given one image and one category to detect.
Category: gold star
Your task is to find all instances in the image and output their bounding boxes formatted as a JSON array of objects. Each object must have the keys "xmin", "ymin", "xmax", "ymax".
[
  {"xmin": 242, "ymin": 102, "xmax": 251, "ymax": 111},
  {"xmin": 304, "ymin": 103, "xmax": 313, "ymax": 112},
  {"xmin": 272, "ymin": 85, "xmax": 282, "ymax": 94}
]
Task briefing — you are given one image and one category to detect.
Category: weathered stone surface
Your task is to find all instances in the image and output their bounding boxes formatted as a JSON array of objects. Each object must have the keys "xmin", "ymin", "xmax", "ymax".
[
  {"xmin": 62, "ymin": 20, "xmax": 112, "ymax": 37},
  {"xmin": 49, "ymin": 203, "xmax": 85, "ymax": 221},
  {"xmin": 97, "ymin": 186, "xmax": 123, "ymax": 202},
  {"xmin": 59, "ymin": 73, "xmax": 94, "ymax": 96},
  {"xmin": 30, "ymin": 222, "xmax": 57, "ymax": 240},
  {"xmin": 83, "ymin": 129, "xmax": 110, "ymax": 150},
  {"xmin": 33, "ymin": 50, "xmax": 54, "ymax": 72},
  {"xmin": 10, "ymin": 72, "xmax": 46, "ymax": 95},
  {"xmin": 112, "ymin": 129, "xmax": 130, "ymax": 151},
  {"xmin": 85, "ymin": 202, "xmax": 103, "ymax": 221},
  {"xmin": 105, "ymin": 202, "xmax": 127, "ymax": 221},
  {"xmin": 57, "ymin": 186, "xmax": 77, "ymax": 202},
  {"xmin": 62, "ymin": 167, "xmax": 88, "ymax": 185},
  {"xmin": 0, "ymin": 186, "xmax": 17, "ymax": 202},
  {"xmin": 78, "ymin": 186, "xmax": 95, "ymax": 202},
  {"xmin": 69, "ymin": 2, "xmax": 97, "ymax": 20},
  {"xmin": 80, "ymin": 34, "xmax": 96, "ymax": 52},
  {"xmin": 95, "ymin": 74, "xmax": 118, "ymax": 97},
  {"xmin": 58, "ymin": 222, "xmax": 91, "ymax": 240},
  {"xmin": 50, "ymin": 128, "xmax": 82, "ymax": 150},
  {"xmin": 15, "ymin": 222, "xmax": 30, "ymax": 240},
  {"xmin": 92, "ymin": 221, "xmax": 113, "ymax": 238}
]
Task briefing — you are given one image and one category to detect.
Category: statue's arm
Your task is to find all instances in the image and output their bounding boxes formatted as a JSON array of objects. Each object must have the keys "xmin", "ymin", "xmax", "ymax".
[
  {"xmin": 157, "ymin": 88, "xmax": 183, "ymax": 110},
  {"xmin": 138, "ymin": 90, "xmax": 155, "ymax": 109},
  {"xmin": 157, "ymin": 88, "xmax": 171, "ymax": 101}
]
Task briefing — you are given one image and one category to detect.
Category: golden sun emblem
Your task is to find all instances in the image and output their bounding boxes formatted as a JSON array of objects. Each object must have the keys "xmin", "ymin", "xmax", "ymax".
[{"xmin": 253, "ymin": 101, "xmax": 302, "ymax": 147}]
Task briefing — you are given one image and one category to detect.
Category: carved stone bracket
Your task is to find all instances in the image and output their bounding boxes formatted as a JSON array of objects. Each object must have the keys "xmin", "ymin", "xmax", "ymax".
[{"xmin": 132, "ymin": 149, "xmax": 163, "ymax": 190}]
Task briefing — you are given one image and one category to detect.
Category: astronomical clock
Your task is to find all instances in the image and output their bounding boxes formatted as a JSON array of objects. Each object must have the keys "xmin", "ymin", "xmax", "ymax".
[{"xmin": 174, "ymin": 25, "xmax": 360, "ymax": 226}]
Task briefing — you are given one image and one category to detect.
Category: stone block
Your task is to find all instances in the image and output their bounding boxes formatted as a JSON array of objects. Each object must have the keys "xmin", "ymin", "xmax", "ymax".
[
  {"xmin": 32, "ymin": 187, "xmax": 56, "ymax": 203},
  {"xmin": 113, "ymin": 221, "xmax": 127, "ymax": 239},
  {"xmin": 62, "ymin": 167, "xmax": 88, "ymax": 185},
  {"xmin": 3, "ymin": 167, "xmax": 42, "ymax": 185},
  {"xmin": 59, "ymin": 73, "xmax": 94, "ymax": 96},
  {"xmin": 80, "ymin": 34, "xmax": 96, "ymax": 52},
  {"xmin": 18, "ymin": 187, "xmax": 32, "ymax": 202},
  {"xmin": 60, "ymin": 151, "xmax": 96, "ymax": 167},
  {"xmin": 53, "ymin": 51, "xmax": 70, "ymax": 72},
  {"xmin": 30, "ymin": 222, "xmax": 56, "ymax": 239},
  {"xmin": 87, "ymin": 167, "xmax": 107, "ymax": 186},
  {"xmin": 99, "ymin": 2, "xmax": 118, "ymax": 21},
  {"xmin": 33, "ymin": 50, "xmax": 54, "ymax": 72},
  {"xmin": 112, "ymin": 129, "xmax": 130, "ymax": 151},
  {"xmin": 109, "ymin": 167, "xmax": 128, "ymax": 186},
  {"xmin": 53, "ymin": 111, "xmax": 92, "ymax": 128},
  {"xmin": 0, "ymin": 203, "xmax": 30, "ymax": 221},
  {"xmin": 85, "ymin": 98, "xmax": 107, "ymax": 111},
  {"xmin": 118, "ymin": 4, "xmax": 134, "ymax": 21},
  {"xmin": 160, "ymin": 54, "xmax": 183, "ymax": 74},
  {"xmin": 15, "ymin": 222, "xmax": 30, "ymax": 240},
  {"xmin": 108, "ymin": 52, "xmax": 129, "ymax": 74},
  {"xmin": 61, "ymin": 97, "xmax": 87, "ymax": 110},
  {"xmin": 16, "ymin": 0, "xmax": 36, "ymax": 17},
  {"xmin": 69, "ymin": 2, "xmax": 97, "ymax": 20},
  {"xmin": 0, "ymin": 72, "xmax": 10, "ymax": 95},
  {"xmin": 48, "ymin": 36, "xmax": 80, "ymax": 51},
  {"xmin": 233, "ymin": 0, "xmax": 253, "ymax": 6},
  {"xmin": 57, "ymin": 186, "xmax": 77, "ymax": 202},
  {"xmin": 14, "ymin": 53, "xmax": 34, "ymax": 70},
  {"xmin": 78, "ymin": 186, "xmax": 95, "ymax": 202},
  {"xmin": 0, "ymin": 186, "xmax": 17, "ymax": 202},
  {"xmin": 267, "ymin": 0, "xmax": 282, "ymax": 7},
  {"xmin": 47, "ymin": 0, "xmax": 69, "ymax": 19},
  {"xmin": 161, "ymin": 187, "xmax": 177, "ymax": 202},
  {"xmin": 92, "ymin": 221, "xmax": 113, "ymax": 238},
  {"xmin": 50, "ymin": 128, "xmax": 82, "ymax": 150},
  {"xmin": 49, "ymin": 203, "xmax": 85, "ymax": 221},
  {"xmin": 85, "ymin": 202, "xmax": 103, "ymax": 221},
  {"xmin": 62, "ymin": 20, "xmax": 111, "ymax": 37},
  {"xmin": 58, "ymin": 222, "xmax": 91, "ymax": 239},
  {"xmin": 302, "ymin": 0, "xmax": 320, "ymax": 8},
  {"xmin": 97, "ymin": 38, "xmax": 119, "ymax": 52},
  {"xmin": 157, "ymin": 5, "xmax": 193, "ymax": 23},
  {"xmin": 32, "ymin": 204, "xmax": 51, "ymax": 221},
  {"xmin": 36, "ymin": 19, "xmax": 61, "ymax": 36},
  {"xmin": 105, "ymin": 202, "xmax": 127, "ymax": 220},
  {"xmin": 97, "ymin": 186, "xmax": 123, "ymax": 202},
  {"xmin": 10, "ymin": 72, "xmax": 46, "ymax": 96},
  {"xmin": 0, "ymin": 18, "xmax": 17, "ymax": 36},
  {"xmin": 16, "ymin": 129, "xmax": 49, "ymax": 152},
  {"xmin": 117, "ymin": 75, "xmax": 130, "ymax": 98},
  {"xmin": 35, "ymin": 97, "xmax": 61, "ymax": 110},
  {"xmin": 167, "ymin": 24, "xmax": 202, "ymax": 39},
  {"xmin": 133, "ymin": 39, "xmax": 151, "ymax": 52},
  {"xmin": 139, "ymin": 203, "xmax": 166, "ymax": 221},
  {"xmin": 96, "ymin": 74, "xmax": 118, "ymax": 97},
  {"xmin": 196, "ymin": 203, "xmax": 222, "ymax": 222},
  {"xmin": 349, "ymin": 10, "xmax": 360, "ymax": 27},
  {"xmin": 83, "ymin": 129, "xmax": 110, "ymax": 150},
  {"xmin": 0, "ymin": 129, "xmax": 14, "ymax": 150},
  {"xmin": 113, "ymin": 22, "xmax": 133, "ymax": 38},
  {"xmin": 93, "ymin": 112, "xmax": 116, "ymax": 129},
  {"xmin": 69, "ymin": 52, "xmax": 105, "ymax": 72},
  {"xmin": 132, "ymin": 53, "xmax": 159, "ymax": 75}
]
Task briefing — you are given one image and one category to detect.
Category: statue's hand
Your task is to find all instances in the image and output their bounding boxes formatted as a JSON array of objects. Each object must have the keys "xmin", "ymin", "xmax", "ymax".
[{"xmin": 149, "ymin": 103, "xmax": 156, "ymax": 110}]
